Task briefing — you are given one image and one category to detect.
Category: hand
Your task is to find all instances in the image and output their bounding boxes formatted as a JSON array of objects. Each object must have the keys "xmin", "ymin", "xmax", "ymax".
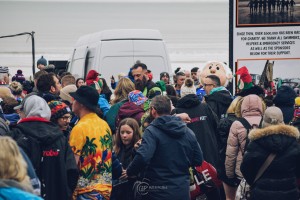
[
  {"xmin": 176, "ymin": 113, "xmax": 191, "ymax": 123},
  {"xmin": 119, "ymin": 169, "xmax": 128, "ymax": 181},
  {"xmin": 134, "ymin": 139, "xmax": 142, "ymax": 150}
]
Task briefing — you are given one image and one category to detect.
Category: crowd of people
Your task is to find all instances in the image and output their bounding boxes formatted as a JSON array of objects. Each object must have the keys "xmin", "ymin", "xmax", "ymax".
[
  {"xmin": 248, "ymin": 0, "xmax": 296, "ymax": 15},
  {"xmin": 0, "ymin": 57, "xmax": 299, "ymax": 200}
]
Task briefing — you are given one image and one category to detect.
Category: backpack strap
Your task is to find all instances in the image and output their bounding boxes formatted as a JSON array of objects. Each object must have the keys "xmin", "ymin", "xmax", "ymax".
[
  {"xmin": 236, "ymin": 118, "xmax": 252, "ymax": 133},
  {"xmin": 236, "ymin": 118, "xmax": 252, "ymax": 155}
]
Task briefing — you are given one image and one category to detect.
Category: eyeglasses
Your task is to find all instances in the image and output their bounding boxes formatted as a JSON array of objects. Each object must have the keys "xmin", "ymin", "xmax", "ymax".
[
  {"xmin": 203, "ymin": 83, "xmax": 215, "ymax": 87},
  {"xmin": 60, "ymin": 115, "xmax": 72, "ymax": 121}
]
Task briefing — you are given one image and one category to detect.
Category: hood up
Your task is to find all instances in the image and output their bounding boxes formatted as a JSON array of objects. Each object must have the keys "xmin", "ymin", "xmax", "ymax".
[
  {"xmin": 241, "ymin": 94, "xmax": 263, "ymax": 117},
  {"xmin": 151, "ymin": 115, "xmax": 187, "ymax": 138},
  {"xmin": 205, "ymin": 90, "xmax": 232, "ymax": 107},
  {"xmin": 118, "ymin": 102, "xmax": 144, "ymax": 119},
  {"xmin": 177, "ymin": 94, "xmax": 200, "ymax": 108}
]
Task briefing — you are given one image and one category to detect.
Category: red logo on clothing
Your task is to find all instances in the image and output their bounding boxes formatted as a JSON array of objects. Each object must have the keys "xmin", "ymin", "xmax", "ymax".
[{"xmin": 43, "ymin": 149, "xmax": 60, "ymax": 157}]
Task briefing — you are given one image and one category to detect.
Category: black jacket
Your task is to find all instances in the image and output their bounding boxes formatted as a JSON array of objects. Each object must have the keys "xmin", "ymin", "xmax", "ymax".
[
  {"xmin": 205, "ymin": 90, "xmax": 232, "ymax": 119},
  {"xmin": 8, "ymin": 117, "xmax": 79, "ymax": 200},
  {"xmin": 274, "ymin": 85, "xmax": 297, "ymax": 124},
  {"xmin": 241, "ymin": 124, "xmax": 300, "ymax": 200},
  {"xmin": 127, "ymin": 115, "xmax": 203, "ymax": 200},
  {"xmin": 216, "ymin": 113, "xmax": 238, "ymax": 183},
  {"xmin": 173, "ymin": 94, "xmax": 220, "ymax": 167}
]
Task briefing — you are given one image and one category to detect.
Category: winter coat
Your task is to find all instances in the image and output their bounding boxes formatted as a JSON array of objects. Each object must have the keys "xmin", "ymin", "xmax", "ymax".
[
  {"xmin": 225, "ymin": 95, "xmax": 263, "ymax": 179},
  {"xmin": 105, "ymin": 100, "xmax": 127, "ymax": 134},
  {"xmin": 241, "ymin": 124, "xmax": 300, "ymax": 200},
  {"xmin": 0, "ymin": 179, "xmax": 42, "ymax": 200},
  {"xmin": 274, "ymin": 85, "xmax": 297, "ymax": 124},
  {"xmin": 127, "ymin": 115, "xmax": 203, "ymax": 200},
  {"xmin": 216, "ymin": 113, "xmax": 238, "ymax": 183},
  {"xmin": 117, "ymin": 101, "xmax": 144, "ymax": 126},
  {"xmin": 8, "ymin": 117, "xmax": 79, "ymax": 200},
  {"xmin": 205, "ymin": 89, "xmax": 232, "ymax": 119},
  {"xmin": 173, "ymin": 94, "xmax": 219, "ymax": 167}
]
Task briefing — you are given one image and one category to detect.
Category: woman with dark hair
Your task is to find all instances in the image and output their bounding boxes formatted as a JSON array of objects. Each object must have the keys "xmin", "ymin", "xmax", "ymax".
[
  {"xmin": 100, "ymin": 77, "xmax": 112, "ymax": 103},
  {"xmin": 111, "ymin": 118, "xmax": 141, "ymax": 200},
  {"xmin": 75, "ymin": 78, "xmax": 84, "ymax": 88}
]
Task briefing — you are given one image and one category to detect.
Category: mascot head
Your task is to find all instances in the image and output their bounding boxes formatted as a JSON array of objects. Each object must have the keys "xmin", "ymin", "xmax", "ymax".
[{"xmin": 199, "ymin": 61, "xmax": 233, "ymax": 87}]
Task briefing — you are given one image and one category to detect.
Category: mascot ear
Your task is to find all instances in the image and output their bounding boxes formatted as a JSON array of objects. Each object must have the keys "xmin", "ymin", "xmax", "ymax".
[{"xmin": 227, "ymin": 73, "xmax": 233, "ymax": 82}]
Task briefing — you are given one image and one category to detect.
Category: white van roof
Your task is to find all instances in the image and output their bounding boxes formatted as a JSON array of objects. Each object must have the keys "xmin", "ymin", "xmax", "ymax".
[{"xmin": 76, "ymin": 29, "xmax": 163, "ymax": 46}]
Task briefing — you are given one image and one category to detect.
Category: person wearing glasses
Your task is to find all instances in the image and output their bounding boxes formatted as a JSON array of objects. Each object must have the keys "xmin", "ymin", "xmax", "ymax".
[
  {"xmin": 203, "ymin": 75, "xmax": 232, "ymax": 120},
  {"xmin": 48, "ymin": 100, "xmax": 72, "ymax": 139}
]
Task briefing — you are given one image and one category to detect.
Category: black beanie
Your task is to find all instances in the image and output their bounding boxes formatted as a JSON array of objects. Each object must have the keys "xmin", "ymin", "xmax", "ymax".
[{"xmin": 160, "ymin": 72, "xmax": 170, "ymax": 80}]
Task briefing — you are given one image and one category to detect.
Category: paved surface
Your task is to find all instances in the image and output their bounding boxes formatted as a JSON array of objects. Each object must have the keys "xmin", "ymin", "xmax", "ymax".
[{"xmin": 237, "ymin": 0, "xmax": 300, "ymax": 25}]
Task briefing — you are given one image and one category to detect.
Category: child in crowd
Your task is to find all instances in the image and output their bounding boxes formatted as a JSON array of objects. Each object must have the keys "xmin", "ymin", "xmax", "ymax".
[{"xmin": 112, "ymin": 118, "xmax": 142, "ymax": 200}]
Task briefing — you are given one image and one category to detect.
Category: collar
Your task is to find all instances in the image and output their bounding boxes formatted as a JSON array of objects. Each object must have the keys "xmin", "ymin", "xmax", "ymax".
[{"xmin": 210, "ymin": 86, "xmax": 227, "ymax": 95}]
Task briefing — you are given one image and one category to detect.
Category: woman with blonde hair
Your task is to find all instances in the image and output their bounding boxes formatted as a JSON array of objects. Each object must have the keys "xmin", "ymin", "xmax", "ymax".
[
  {"xmin": 0, "ymin": 136, "xmax": 41, "ymax": 199},
  {"xmin": 111, "ymin": 77, "xmax": 135, "ymax": 105},
  {"xmin": 217, "ymin": 96, "xmax": 244, "ymax": 199},
  {"xmin": 105, "ymin": 78, "xmax": 135, "ymax": 134}
]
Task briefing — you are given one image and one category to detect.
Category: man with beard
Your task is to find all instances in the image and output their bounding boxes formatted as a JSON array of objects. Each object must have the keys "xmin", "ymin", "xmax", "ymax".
[{"xmin": 131, "ymin": 62, "xmax": 156, "ymax": 97}]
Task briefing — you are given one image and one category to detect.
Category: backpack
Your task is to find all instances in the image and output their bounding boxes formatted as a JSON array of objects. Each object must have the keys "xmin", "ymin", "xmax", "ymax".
[{"xmin": 236, "ymin": 117, "xmax": 262, "ymax": 155}]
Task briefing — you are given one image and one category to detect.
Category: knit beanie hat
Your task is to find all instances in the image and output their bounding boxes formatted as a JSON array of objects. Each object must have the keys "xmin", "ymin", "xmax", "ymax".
[
  {"xmin": 160, "ymin": 72, "xmax": 170, "ymax": 80},
  {"xmin": 262, "ymin": 106, "xmax": 284, "ymax": 128},
  {"xmin": 180, "ymin": 78, "xmax": 196, "ymax": 98},
  {"xmin": 0, "ymin": 66, "xmax": 9, "ymax": 74},
  {"xmin": 59, "ymin": 84, "xmax": 77, "ymax": 104},
  {"xmin": 9, "ymin": 81, "xmax": 23, "ymax": 95},
  {"xmin": 37, "ymin": 56, "xmax": 47, "ymax": 66},
  {"xmin": 236, "ymin": 66, "xmax": 253, "ymax": 90},
  {"xmin": 48, "ymin": 100, "xmax": 71, "ymax": 122},
  {"xmin": 128, "ymin": 90, "xmax": 148, "ymax": 106},
  {"xmin": 17, "ymin": 69, "xmax": 23, "ymax": 74}
]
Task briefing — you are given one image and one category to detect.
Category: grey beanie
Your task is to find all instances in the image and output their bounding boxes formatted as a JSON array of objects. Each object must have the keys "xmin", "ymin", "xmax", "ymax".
[
  {"xmin": 262, "ymin": 106, "xmax": 284, "ymax": 128},
  {"xmin": 23, "ymin": 95, "xmax": 51, "ymax": 120},
  {"xmin": 37, "ymin": 56, "xmax": 47, "ymax": 66}
]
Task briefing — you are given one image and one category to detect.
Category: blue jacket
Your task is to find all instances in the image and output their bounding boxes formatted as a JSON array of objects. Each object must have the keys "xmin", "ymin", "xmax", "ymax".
[
  {"xmin": 98, "ymin": 94, "xmax": 110, "ymax": 117},
  {"xmin": 127, "ymin": 115, "xmax": 203, "ymax": 200},
  {"xmin": 0, "ymin": 179, "xmax": 42, "ymax": 200}
]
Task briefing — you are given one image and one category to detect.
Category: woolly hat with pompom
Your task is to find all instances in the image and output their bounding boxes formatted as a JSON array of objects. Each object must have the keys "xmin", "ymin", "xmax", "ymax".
[{"xmin": 180, "ymin": 78, "xmax": 196, "ymax": 98}]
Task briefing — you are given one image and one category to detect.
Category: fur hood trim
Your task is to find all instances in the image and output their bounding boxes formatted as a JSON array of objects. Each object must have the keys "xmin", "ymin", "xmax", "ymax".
[{"xmin": 249, "ymin": 124, "xmax": 300, "ymax": 141}]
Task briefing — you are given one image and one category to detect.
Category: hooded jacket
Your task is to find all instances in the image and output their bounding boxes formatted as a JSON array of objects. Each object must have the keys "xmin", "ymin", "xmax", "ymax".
[
  {"xmin": 225, "ymin": 95, "xmax": 263, "ymax": 179},
  {"xmin": 126, "ymin": 115, "xmax": 203, "ymax": 200},
  {"xmin": 205, "ymin": 89, "xmax": 232, "ymax": 119},
  {"xmin": 8, "ymin": 118, "xmax": 79, "ymax": 200},
  {"xmin": 117, "ymin": 101, "xmax": 144, "ymax": 126},
  {"xmin": 174, "ymin": 94, "xmax": 219, "ymax": 167},
  {"xmin": 241, "ymin": 124, "xmax": 300, "ymax": 200},
  {"xmin": 273, "ymin": 85, "xmax": 297, "ymax": 124}
]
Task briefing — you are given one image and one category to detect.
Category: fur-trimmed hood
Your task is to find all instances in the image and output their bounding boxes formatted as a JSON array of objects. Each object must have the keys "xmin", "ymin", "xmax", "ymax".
[{"xmin": 248, "ymin": 124, "xmax": 300, "ymax": 153}]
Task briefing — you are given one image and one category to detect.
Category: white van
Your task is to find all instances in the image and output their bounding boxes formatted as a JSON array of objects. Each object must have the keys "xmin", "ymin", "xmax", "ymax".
[{"xmin": 67, "ymin": 29, "xmax": 171, "ymax": 84}]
